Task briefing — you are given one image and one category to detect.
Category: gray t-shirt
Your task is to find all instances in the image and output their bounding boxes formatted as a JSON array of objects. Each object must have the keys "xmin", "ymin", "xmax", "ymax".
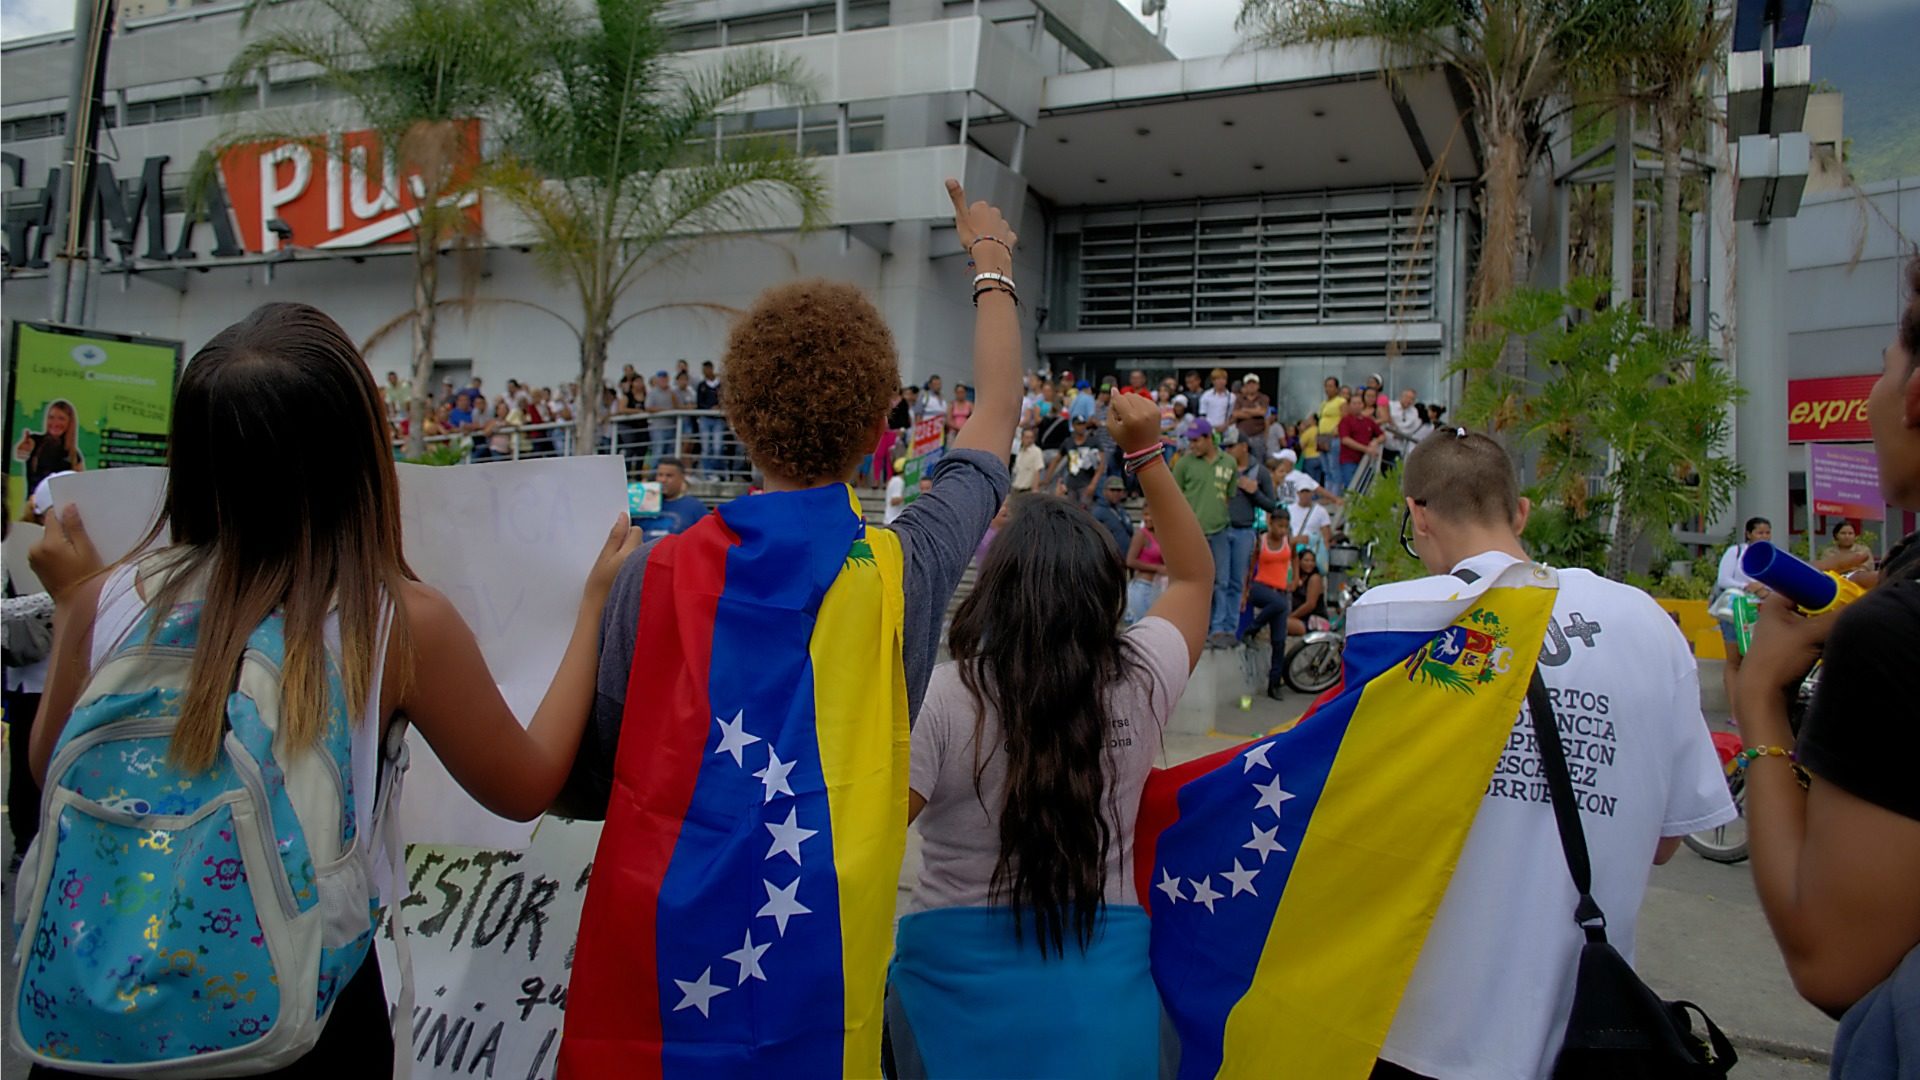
[
  {"xmin": 554, "ymin": 448, "xmax": 1010, "ymax": 819},
  {"xmin": 905, "ymin": 616, "xmax": 1190, "ymax": 913}
]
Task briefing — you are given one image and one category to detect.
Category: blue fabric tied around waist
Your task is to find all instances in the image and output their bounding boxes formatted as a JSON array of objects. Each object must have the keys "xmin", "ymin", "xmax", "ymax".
[{"xmin": 887, "ymin": 905, "xmax": 1161, "ymax": 1079}]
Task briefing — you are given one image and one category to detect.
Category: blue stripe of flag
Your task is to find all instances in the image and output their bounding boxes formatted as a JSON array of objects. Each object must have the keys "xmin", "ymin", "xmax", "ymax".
[{"xmin": 1151, "ymin": 628, "xmax": 1431, "ymax": 1080}]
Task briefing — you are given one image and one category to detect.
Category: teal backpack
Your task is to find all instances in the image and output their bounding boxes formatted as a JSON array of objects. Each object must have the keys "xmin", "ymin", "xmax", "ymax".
[{"xmin": 10, "ymin": 590, "xmax": 409, "ymax": 1075}]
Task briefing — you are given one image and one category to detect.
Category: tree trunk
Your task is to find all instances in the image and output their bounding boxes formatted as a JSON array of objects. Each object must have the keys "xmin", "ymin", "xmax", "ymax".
[
  {"xmin": 576, "ymin": 320, "xmax": 609, "ymax": 454},
  {"xmin": 1652, "ymin": 114, "xmax": 1684, "ymax": 332},
  {"xmin": 1606, "ymin": 511, "xmax": 1640, "ymax": 581},
  {"xmin": 1473, "ymin": 106, "xmax": 1533, "ymax": 378},
  {"xmin": 406, "ymin": 233, "xmax": 440, "ymax": 460}
]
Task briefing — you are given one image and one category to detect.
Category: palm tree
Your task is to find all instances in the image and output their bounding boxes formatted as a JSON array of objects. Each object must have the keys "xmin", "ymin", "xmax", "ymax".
[
  {"xmin": 216, "ymin": 0, "xmax": 529, "ymax": 456},
  {"xmin": 1236, "ymin": 0, "xmax": 1635, "ymax": 330},
  {"xmin": 491, "ymin": 0, "xmax": 829, "ymax": 451},
  {"xmin": 1630, "ymin": 0, "xmax": 1725, "ymax": 332}
]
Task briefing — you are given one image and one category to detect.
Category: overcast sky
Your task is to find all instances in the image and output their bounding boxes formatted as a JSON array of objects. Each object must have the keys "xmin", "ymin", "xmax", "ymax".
[{"xmin": 1, "ymin": 0, "xmax": 1908, "ymax": 68}]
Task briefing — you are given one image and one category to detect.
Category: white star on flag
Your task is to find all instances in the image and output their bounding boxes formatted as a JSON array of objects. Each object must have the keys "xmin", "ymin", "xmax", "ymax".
[
  {"xmin": 1244, "ymin": 823, "xmax": 1286, "ymax": 864},
  {"xmin": 764, "ymin": 807, "xmax": 818, "ymax": 865},
  {"xmin": 1253, "ymin": 776, "xmax": 1297, "ymax": 818},
  {"xmin": 1189, "ymin": 875, "xmax": 1223, "ymax": 913},
  {"xmin": 713, "ymin": 711, "xmax": 760, "ymax": 767},
  {"xmin": 1242, "ymin": 742, "xmax": 1274, "ymax": 773},
  {"xmin": 1155, "ymin": 867, "xmax": 1185, "ymax": 905},
  {"xmin": 1222, "ymin": 859, "xmax": 1260, "ymax": 897},
  {"xmin": 723, "ymin": 930, "xmax": 771, "ymax": 985},
  {"xmin": 754, "ymin": 747, "xmax": 797, "ymax": 803},
  {"xmin": 757, "ymin": 877, "xmax": 812, "ymax": 936},
  {"xmin": 672, "ymin": 967, "xmax": 729, "ymax": 1018}
]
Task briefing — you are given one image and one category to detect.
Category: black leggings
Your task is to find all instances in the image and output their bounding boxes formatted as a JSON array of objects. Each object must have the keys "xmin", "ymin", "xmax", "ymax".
[
  {"xmin": 30, "ymin": 955, "xmax": 393, "ymax": 1078},
  {"xmin": 5, "ymin": 689, "xmax": 40, "ymax": 851}
]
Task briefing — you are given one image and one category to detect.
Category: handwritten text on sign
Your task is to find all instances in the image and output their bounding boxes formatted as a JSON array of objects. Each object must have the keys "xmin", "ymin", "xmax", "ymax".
[{"xmin": 378, "ymin": 818, "xmax": 603, "ymax": 1080}]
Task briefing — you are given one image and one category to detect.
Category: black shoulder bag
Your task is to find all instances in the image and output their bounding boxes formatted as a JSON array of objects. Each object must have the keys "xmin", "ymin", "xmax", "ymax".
[{"xmin": 1524, "ymin": 671, "xmax": 1739, "ymax": 1078}]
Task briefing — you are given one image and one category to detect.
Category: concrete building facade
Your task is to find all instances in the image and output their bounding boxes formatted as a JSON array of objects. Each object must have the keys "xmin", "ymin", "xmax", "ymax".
[{"xmin": 4, "ymin": 0, "xmax": 1479, "ymax": 421}]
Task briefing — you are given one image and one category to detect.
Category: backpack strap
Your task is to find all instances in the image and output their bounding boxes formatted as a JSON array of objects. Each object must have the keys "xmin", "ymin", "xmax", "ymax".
[{"xmin": 377, "ymin": 718, "xmax": 415, "ymax": 1080}]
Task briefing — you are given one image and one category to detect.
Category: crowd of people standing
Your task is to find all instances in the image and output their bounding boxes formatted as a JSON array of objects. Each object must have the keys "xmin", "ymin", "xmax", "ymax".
[{"xmin": 6, "ymin": 169, "xmax": 1914, "ymax": 1080}]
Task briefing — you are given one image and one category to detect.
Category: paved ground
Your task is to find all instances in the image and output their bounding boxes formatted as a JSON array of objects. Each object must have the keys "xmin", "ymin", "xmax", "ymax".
[{"xmin": 2, "ymin": 686, "xmax": 1836, "ymax": 1078}]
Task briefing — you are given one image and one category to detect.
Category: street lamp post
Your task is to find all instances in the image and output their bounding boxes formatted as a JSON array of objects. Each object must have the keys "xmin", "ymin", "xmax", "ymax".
[{"xmin": 1726, "ymin": 0, "xmax": 1813, "ymax": 543}]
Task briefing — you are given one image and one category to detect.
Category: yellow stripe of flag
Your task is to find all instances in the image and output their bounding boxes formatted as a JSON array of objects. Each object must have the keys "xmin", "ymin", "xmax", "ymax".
[{"xmin": 1217, "ymin": 580, "xmax": 1556, "ymax": 1078}]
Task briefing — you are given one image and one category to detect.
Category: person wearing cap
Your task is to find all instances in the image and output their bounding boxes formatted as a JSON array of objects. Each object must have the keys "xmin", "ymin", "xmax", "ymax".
[
  {"xmin": 1199, "ymin": 368, "xmax": 1234, "ymax": 431},
  {"xmin": 1221, "ymin": 427, "xmax": 1277, "ymax": 648},
  {"xmin": 1172, "ymin": 418, "xmax": 1239, "ymax": 648},
  {"xmin": 1270, "ymin": 447, "xmax": 1341, "ymax": 508},
  {"xmin": 1069, "ymin": 379, "xmax": 1098, "ymax": 425},
  {"xmin": 1232, "ymin": 373, "xmax": 1273, "ymax": 461},
  {"xmin": 1092, "ymin": 474, "xmax": 1135, "ymax": 554},
  {"xmin": 1049, "ymin": 416, "xmax": 1107, "ymax": 508}
]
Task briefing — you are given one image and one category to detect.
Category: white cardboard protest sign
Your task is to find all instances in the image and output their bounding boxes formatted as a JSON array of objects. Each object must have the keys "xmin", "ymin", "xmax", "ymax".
[
  {"xmin": 377, "ymin": 818, "xmax": 603, "ymax": 1080},
  {"xmin": 393, "ymin": 457, "xmax": 628, "ymax": 849},
  {"xmin": 44, "ymin": 466, "xmax": 169, "ymax": 564},
  {"xmin": 41, "ymin": 458, "xmax": 627, "ymax": 849},
  {"xmin": 3, "ymin": 522, "xmax": 46, "ymax": 595}
]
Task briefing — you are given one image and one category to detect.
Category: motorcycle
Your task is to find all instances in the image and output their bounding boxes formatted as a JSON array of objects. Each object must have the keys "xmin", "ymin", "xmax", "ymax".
[{"xmin": 1283, "ymin": 541, "xmax": 1372, "ymax": 695}]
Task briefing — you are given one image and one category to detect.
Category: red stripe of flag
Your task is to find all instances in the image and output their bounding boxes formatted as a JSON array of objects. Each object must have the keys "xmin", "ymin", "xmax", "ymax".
[{"xmin": 560, "ymin": 516, "xmax": 735, "ymax": 1079}]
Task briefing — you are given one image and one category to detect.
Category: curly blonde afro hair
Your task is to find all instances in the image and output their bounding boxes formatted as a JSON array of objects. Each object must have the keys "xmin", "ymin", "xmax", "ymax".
[{"xmin": 722, "ymin": 279, "xmax": 898, "ymax": 485}]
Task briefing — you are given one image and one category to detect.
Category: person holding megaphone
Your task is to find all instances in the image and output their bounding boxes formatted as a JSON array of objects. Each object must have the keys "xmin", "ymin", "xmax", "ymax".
[{"xmin": 1737, "ymin": 258, "xmax": 1920, "ymax": 1073}]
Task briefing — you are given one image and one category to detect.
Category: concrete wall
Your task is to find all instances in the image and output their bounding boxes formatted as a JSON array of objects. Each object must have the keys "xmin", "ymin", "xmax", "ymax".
[{"xmin": 1783, "ymin": 175, "xmax": 1919, "ymax": 381}]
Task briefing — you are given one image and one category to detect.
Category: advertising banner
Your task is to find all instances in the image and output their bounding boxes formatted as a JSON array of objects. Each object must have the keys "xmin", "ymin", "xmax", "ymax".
[
  {"xmin": 218, "ymin": 120, "xmax": 484, "ymax": 254},
  {"xmin": 5, "ymin": 321, "xmax": 181, "ymax": 522},
  {"xmin": 1808, "ymin": 443, "xmax": 1882, "ymax": 521},
  {"xmin": 1787, "ymin": 375, "xmax": 1876, "ymax": 443}
]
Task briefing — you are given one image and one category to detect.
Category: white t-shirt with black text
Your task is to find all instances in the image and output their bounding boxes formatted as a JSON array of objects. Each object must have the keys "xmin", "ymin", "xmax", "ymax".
[{"xmin": 1360, "ymin": 551, "xmax": 1735, "ymax": 1080}]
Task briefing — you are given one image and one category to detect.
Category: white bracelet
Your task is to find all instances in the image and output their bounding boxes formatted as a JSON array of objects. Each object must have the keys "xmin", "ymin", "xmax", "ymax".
[{"xmin": 973, "ymin": 271, "xmax": 1017, "ymax": 292}]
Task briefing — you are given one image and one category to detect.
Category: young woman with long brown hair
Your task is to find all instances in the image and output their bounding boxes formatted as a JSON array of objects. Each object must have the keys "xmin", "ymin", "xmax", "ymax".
[
  {"xmin": 888, "ymin": 390, "xmax": 1212, "ymax": 1078},
  {"xmin": 24, "ymin": 302, "xmax": 636, "ymax": 1075}
]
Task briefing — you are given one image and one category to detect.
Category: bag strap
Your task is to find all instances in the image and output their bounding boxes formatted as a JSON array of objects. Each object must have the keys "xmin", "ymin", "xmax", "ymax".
[
  {"xmin": 1525, "ymin": 671, "xmax": 1610, "ymax": 944},
  {"xmin": 1453, "ymin": 567, "xmax": 1609, "ymax": 945}
]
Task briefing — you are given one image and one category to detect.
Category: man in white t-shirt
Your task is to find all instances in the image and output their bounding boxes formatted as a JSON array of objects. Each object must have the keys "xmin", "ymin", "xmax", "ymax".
[
  {"xmin": 1269, "ymin": 448, "xmax": 1341, "ymax": 508},
  {"xmin": 1198, "ymin": 368, "xmax": 1235, "ymax": 431},
  {"xmin": 1284, "ymin": 484, "xmax": 1332, "ymax": 569},
  {"xmin": 1357, "ymin": 431, "xmax": 1734, "ymax": 1080}
]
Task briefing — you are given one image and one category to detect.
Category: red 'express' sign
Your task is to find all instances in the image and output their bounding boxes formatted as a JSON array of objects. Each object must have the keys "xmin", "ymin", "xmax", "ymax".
[{"xmin": 1787, "ymin": 375, "xmax": 1876, "ymax": 443}]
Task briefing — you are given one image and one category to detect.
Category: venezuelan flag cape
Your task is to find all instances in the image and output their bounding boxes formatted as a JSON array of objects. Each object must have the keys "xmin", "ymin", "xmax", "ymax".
[
  {"xmin": 562, "ymin": 484, "xmax": 909, "ymax": 1079},
  {"xmin": 1136, "ymin": 560, "xmax": 1557, "ymax": 1079}
]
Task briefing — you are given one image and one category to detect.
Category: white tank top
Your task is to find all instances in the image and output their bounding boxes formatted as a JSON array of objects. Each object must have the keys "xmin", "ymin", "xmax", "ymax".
[{"xmin": 90, "ymin": 563, "xmax": 395, "ymax": 900}]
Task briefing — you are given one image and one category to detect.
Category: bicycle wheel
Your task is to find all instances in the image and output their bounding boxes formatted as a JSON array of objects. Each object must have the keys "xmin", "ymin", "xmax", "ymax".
[
  {"xmin": 1284, "ymin": 639, "xmax": 1342, "ymax": 695},
  {"xmin": 1684, "ymin": 769, "xmax": 1748, "ymax": 864}
]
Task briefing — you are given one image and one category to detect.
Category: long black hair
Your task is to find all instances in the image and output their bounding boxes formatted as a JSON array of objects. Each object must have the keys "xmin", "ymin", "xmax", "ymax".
[{"xmin": 947, "ymin": 494, "xmax": 1138, "ymax": 956}]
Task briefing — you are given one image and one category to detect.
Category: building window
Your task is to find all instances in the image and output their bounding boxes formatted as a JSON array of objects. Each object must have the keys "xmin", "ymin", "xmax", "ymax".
[
  {"xmin": 726, "ymin": 10, "xmax": 806, "ymax": 44},
  {"xmin": 1068, "ymin": 194, "xmax": 1437, "ymax": 330},
  {"xmin": 2, "ymin": 113, "xmax": 67, "ymax": 141},
  {"xmin": 847, "ymin": 100, "xmax": 885, "ymax": 153},
  {"xmin": 800, "ymin": 104, "xmax": 840, "ymax": 157},
  {"xmin": 122, "ymin": 91, "xmax": 213, "ymax": 126},
  {"xmin": 844, "ymin": 0, "xmax": 888, "ymax": 30}
]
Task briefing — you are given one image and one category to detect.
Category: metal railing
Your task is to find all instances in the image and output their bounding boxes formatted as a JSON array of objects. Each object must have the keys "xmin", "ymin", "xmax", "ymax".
[{"xmin": 391, "ymin": 409, "xmax": 757, "ymax": 487}]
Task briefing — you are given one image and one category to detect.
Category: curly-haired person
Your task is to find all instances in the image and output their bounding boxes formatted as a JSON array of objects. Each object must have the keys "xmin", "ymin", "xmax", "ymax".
[{"xmin": 555, "ymin": 181, "xmax": 1024, "ymax": 1075}]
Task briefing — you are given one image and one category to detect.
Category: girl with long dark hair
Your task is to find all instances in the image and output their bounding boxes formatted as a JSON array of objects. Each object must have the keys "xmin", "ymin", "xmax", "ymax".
[
  {"xmin": 888, "ymin": 391, "xmax": 1211, "ymax": 1078},
  {"xmin": 22, "ymin": 303, "xmax": 637, "ymax": 1075}
]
